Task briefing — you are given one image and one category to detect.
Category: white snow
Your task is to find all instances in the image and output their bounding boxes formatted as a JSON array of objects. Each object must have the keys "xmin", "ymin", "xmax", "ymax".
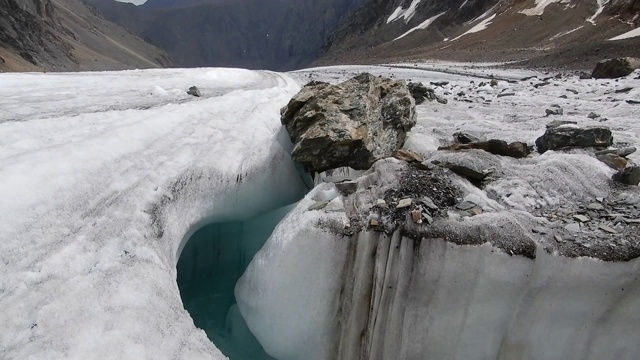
[
  {"xmin": 449, "ymin": 14, "xmax": 497, "ymax": 41},
  {"xmin": 386, "ymin": 0, "xmax": 422, "ymax": 24},
  {"xmin": 587, "ymin": 0, "xmax": 610, "ymax": 24},
  {"xmin": 459, "ymin": 0, "xmax": 469, "ymax": 9},
  {"xmin": 609, "ymin": 26, "xmax": 640, "ymax": 40},
  {"xmin": 0, "ymin": 68, "xmax": 307, "ymax": 359},
  {"xmin": 519, "ymin": 0, "xmax": 570, "ymax": 16},
  {"xmin": 550, "ymin": 25, "xmax": 584, "ymax": 40},
  {"xmin": 394, "ymin": 11, "xmax": 447, "ymax": 41}
]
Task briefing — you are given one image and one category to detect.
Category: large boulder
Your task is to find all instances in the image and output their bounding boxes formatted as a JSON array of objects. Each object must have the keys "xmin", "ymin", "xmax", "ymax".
[
  {"xmin": 535, "ymin": 126, "xmax": 613, "ymax": 154},
  {"xmin": 591, "ymin": 58, "xmax": 640, "ymax": 79},
  {"xmin": 280, "ymin": 73, "xmax": 417, "ymax": 173}
]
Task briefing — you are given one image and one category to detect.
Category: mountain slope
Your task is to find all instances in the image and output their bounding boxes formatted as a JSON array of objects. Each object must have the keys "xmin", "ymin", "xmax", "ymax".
[
  {"xmin": 0, "ymin": 0, "xmax": 172, "ymax": 72},
  {"xmin": 86, "ymin": 0, "xmax": 367, "ymax": 71},
  {"xmin": 319, "ymin": 0, "xmax": 640, "ymax": 69}
]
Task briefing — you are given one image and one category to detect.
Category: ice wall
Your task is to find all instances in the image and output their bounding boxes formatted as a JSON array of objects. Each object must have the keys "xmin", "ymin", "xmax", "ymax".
[{"xmin": 237, "ymin": 184, "xmax": 640, "ymax": 360}]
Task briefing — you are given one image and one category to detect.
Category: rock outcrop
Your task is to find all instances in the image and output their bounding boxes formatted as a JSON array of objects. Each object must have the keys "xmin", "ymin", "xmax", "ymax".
[
  {"xmin": 535, "ymin": 126, "xmax": 614, "ymax": 154},
  {"xmin": 591, "ymin": 57, "xmax": 640, "ymax": 79},
  {"xmin": 281, "ymin": 73, "xmax": 417, "ymax": 173}
]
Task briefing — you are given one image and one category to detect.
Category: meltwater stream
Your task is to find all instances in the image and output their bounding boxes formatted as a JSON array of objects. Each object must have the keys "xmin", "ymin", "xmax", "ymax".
[{"xmin": 177, "ymin": 205, "xmax": 296, "ymax": 360}]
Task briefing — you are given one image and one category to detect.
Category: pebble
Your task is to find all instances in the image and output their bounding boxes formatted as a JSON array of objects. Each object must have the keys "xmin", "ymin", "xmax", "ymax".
[
  {"xmin": 573, "ymin": 214, "xmax": 590, "ymax": 222},
  {"xmin": 599, "ymin": 224, "xmax": 617, "ymax": 234},
  {"xmin": 397, "ymin": 198, "xmax": 412, "ymax": 209},
  {"xmin": 587, "ymin": 203, "xmax": 604, "ymax": 211}
]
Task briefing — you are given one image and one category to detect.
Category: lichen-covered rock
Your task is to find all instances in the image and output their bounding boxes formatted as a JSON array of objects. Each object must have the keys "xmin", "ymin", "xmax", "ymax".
[
  {"xmin": 280, "ymin": 73, "xmax": 416, "ymax": 173},
  {"xmin": 535, "ymin": 126, "xmax": 613, "ymax": 154},
  {"xmin": 591, "ymin": 57, "xmax": 640, "ymax": 79}
]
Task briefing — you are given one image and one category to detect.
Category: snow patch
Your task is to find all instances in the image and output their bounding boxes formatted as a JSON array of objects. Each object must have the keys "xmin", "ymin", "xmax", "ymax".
[
  {"xmin": 587, "ymin": 0, "xmax": 610, "ymax": 24},
  {"xmin": 550, "ymin": 25, "xmax": 584, "ymax": 40},
  {"xmin": 387, "ymin": 0, "xmax": 422, "ymax": 24},
  {"xmin": 609, "ymin": 27, "xmax": 640, "ymax": 41},
  {"xmin": 394, "ymin": 11, "xmax": 447, "ymax": 41},
  {"xmin": 519, "ymin": 0, "xmax": 570, "ymax": 16},
  {"xmin": 449, "ymin": 14, "xmax": 496, "ymax": 41}
]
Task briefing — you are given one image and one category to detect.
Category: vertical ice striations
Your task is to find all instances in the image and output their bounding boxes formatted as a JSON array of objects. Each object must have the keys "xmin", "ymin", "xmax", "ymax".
[{"xmin": 237, "ymin": 159, "xmax": 640, "ymax": 360}]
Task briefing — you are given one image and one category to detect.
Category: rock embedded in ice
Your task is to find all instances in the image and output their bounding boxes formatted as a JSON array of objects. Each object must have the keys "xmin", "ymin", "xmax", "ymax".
[
  {"xmin": 453, "ymin": 131, "xmax": 482, "ymax": 144},
  {"xmin": 535, "ymin": 126, "xmax": 613, "ymax": 153},
  {"xmin": 280, "ymin": 73, "xmax": 416, "ymax": 173},
  {"xmin": 595, "ymin": 147, "xmax": 637, "ymax": 158},
  {"xmin": 597, "ymin": 153, "xmax": 628, "ymax": 170},
  {"xmin": 591, "ymin": 57, "xmax": 640, "ymax": 79},
  {"xmin": 545, "ymin": 104, "xmax": 564, "ymax": 116},
  {"xmin": 613, "ymin": 166, "xmax": 640, "ymax": 186},
  {"xmin": 187, "ymin": 85, "xmax": 201, "ymax": 97},
  {"xmin": 439, "ymin": 139, "xmax": 532, "ymax": 158},
  {"xmin": 588, "ymin": 112, "xmax": 601, "ymax": 119},
  {"xmin": 546, "ymin": 119, "xmax": 578, "ymax": 128}
]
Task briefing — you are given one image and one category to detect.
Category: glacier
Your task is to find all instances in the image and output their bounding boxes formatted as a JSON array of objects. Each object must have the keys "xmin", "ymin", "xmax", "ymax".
[{"xmin": 1, "ymin": 63, "xmax": 640, "ymax": 360}]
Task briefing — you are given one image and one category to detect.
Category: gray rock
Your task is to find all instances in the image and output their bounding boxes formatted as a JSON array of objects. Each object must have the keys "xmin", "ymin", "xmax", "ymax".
[
  {"xmin": 546, "ymin": 120, "xmax": 577, "ymax": 128},
  {"xmin": 615, "ymin": 87, "xmax": 634, "ymax": 94},
  {"xmin": 566, "ymin": 88, "xmax": 579, "ymax": 94},
  {"xmin": 535, "ymin": 126, "xmax": 613, "ymax": 154},
  {"xmin": 453, "ymin": 131, "xmax": 482, "ymax": 144},
  {"xmin": 456, "ymin": 201, "xmax": 477, "ymax": 211},
  {"xmin": 545, "ymin": 105, "xmax": 564, "ymax": 116},
  {"xmin": 591, "ymin": 57, "xmax": 640, "ymax": 79},
  {"xmin": 599, "ymin": 224, "xmax": 618, "ymax": 234},
  {"xmin": 397, "ymin": 198, "xmax": 412, "ymax": 209},
  {"xmin": 497, "ymin": 92, "xmax": 516, "ymax": 98},
  {"xmin": 612, "ymin": 166, "xmax": 640, "ymax": 186},
  {"xmin": 280, "ymin": 73, "xmax": 416, "ymax": 172},
  {"xmin": 439, "ymin": 139, "xmax": 532, "ymax": 159},
  {"xmin": 441, "ymin": 162, "xmax": 490, "ymax": 181},
  {"xmin": 574, "ymin": 215, "xmax": 590, "ymax": 223},
  {"xmin": 421, "ymin": 196, "xmax": 439, "ymax": 211},
  {"xmin": 187, "ymin": 86, "xmax": 201, "ymax": 97},
  {"xmin": 587, "ymin": 202, "xmax": 605, "ymax": 211},
  {"xmin": 587, "ymin": 112, "xmax": 601, "ymax": 119},
  {"xmin": 595, "ymin": 147, "xmax": 637, "ymax": 158},
  {"xmin": 335, "ymin": 181, "xmax": 358, "ymax": 196},
  {"xmin": 308, "ymin": 200, "xmax": 329, "ymax": 211},
  {"xmin": 597, "ymin": 153, "xmax": 628, "ymax": 170},
  {"xmin": 564, "ymin": 223, "xmax": 581, "ymax": 233},
  {"xmin": 579, "ymin": 72, "xmax": 592, "ymax": 80}
]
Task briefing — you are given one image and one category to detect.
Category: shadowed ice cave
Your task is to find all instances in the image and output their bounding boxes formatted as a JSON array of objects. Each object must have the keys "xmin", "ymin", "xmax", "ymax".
[{"xmin": 177, "ymin": 205, "xmax": 296, "ymax": 360}]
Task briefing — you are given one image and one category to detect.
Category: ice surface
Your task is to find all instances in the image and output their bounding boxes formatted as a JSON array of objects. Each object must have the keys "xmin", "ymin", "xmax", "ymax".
[{"xmin": 0, "ymin": 68, "xmax": 307, "ymax": 359}]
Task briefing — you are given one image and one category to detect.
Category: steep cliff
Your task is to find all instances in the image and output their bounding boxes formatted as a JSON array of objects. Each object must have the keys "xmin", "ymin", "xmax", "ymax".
[{"xmin": 0, "ymin": 0, "xmax": 172, "ymax": 71}]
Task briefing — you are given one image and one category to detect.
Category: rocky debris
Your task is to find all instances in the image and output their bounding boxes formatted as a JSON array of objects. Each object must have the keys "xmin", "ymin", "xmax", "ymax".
[
  {"xmin": 439, "ymin": 139, "xmax": 531, "ymax": 159},
  {"xmin": 591, "ymin": 57, "xmax": 640, "ymax": 79},
  {"xmin": 407, "ymin": 82, "xmax": 448, "ymax": 105},
  {"xmin": 546, "ymin": 120, "xmax": 577, "ymax": 128},
  {"xmin": 614, "ymin": 87, "xmax": 634, "ymax": 94},
  {"xmin": 597, "ymin": 154, "xmax": 628, "ymax": 170},
  {"xmin": 627, "ymin": 100, "xmax": 640, "ymax": 105},
  {"xmin": 187, "ymin": 86, "xmax": 201, "ymax": 97},
  {"xmin": 396, "ymin": 198, "xmax": 412, "ymax": 209},
  {"xmin": 579, "ymin": 72, "xmax": 592, "ymax": 80},
  {"xmin": 453, "ymin": 131, "xmax": 482, "ymax": 144},
  {"xmin": 566, "ymin": 88, "xmax": 579, "ymax": 95},
  {"xmin": 613, "ymin": 166, "xmax": 640, "ymax": 186},
  {"xmin": 535, "ymin": 126, "xmax": 613, "ymax": 153},
  {"xmin": 545, "ymin": 104, "xmax": 564, "ymax": 116},
  {"xmin": 587, "ymin": 112, "xmax": 601, "ymax": 119},
  {"xmin": 430, "ymin": 81, "xmax": 449, "ymax": 87},
  {"xmin": 335, "ymin": 181, "xmax": 358, "ymax": 196},
  {"xmin": 497, "ymin": 92, "xmax": 516, "ymax": 98},
  {"xmin": 535, "ymin": 195, "xmax": 640, "ymax": 261},
  {"xmin": 436, "ymin": 161, "xmax": 491, "ymax": 181},
  {"xmin": 280, "ymin": 73, "xmax": 416, "ymax": 173},
  {"xmin": 534, "ymin": 81, "xmax": 550, "ymax": 88},
  {"xmin": 596, "ymin": 147, "xmax": 637, "ymax": 158}
]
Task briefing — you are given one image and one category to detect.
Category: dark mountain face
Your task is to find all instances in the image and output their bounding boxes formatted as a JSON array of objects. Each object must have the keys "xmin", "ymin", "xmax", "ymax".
[
  {"xmin": 0, "ymin": 0, "xmax": 172, "ymax": 71},
  {"xmin": 318, "ymin": 0, "xmax": 640, "ymax": 69},
  {"xmin": 86, "ymin": 0, "xmax": 367, "ymax": 71}
]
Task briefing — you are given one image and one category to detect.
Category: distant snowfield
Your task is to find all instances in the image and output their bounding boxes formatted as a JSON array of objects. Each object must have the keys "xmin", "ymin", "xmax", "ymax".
[
  {"xmin": 1, "ymin": 64, "xmax": 640, "ymax": 359},
  {"xmin": 609, "ymin": 26, "xmax": 640, "ymax": 40},
  {"xmin": 387, "ymin": 0, "xmax": 422, "ymax": 24},
  {"xmin": 520, "ymin": 0, "xmax": 570, "ymax": 16}
]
